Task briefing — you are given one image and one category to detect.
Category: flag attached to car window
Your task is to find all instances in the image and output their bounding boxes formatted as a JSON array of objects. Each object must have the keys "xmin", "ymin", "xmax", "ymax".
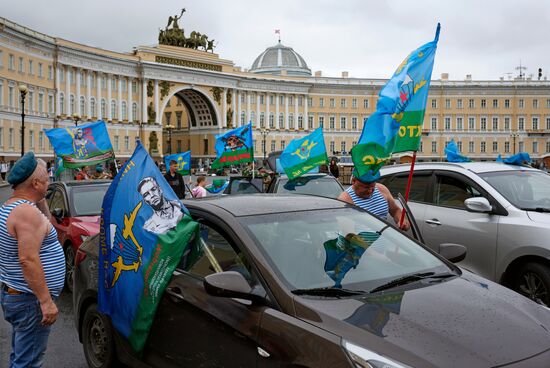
[
  {"xmin": 211, "ymin": 123, "xmax": 253, "ymax": 169},
  {"xmin": 445, "ymin": 139, "xmax": 470, "ymax": 162},
  {"xmin": 44, "ymin": 120, "xmax": 115, "ymax": 168},
  {"xmin": 279, "ymin": 127, "xmax": 328, "ymax": 180},
  {"xmin": 99, "ymin": 142, "xmax": 198, "ymax": 353},
  {"xmin": 164, "ymin": 151, "xmax": 191, "ymax": 175},
  {"xmin": 352, "ymin": 24, "xmax": 440, "ymax": 176},
  {"xmin": 205, "ymin": 179, "xmax": 229, "ymax": 194}
]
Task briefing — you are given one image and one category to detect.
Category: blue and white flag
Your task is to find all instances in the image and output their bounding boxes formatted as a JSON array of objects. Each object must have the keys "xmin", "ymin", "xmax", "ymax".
[
  {"xmin": 279, "ymin": 127, "xmax": 328, "ymax": 180},
  {"xmin": 164, "ymin": 151, "xmax": 191, "ymax": 175}
]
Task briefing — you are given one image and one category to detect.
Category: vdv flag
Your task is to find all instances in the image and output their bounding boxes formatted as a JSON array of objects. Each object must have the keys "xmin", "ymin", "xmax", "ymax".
[
  {"xmin": 99, "ymin": 142, "xmax": 198, "ymax": 353},
  {"xmin": 211, "ymin": 123, "xmax": 253, "ymax": 169},
  {"xmin": 164, "ymin": 151, "xmax": 191, "ymax": 175},
  {"xmin": 445, "ymin": 139, "xmax": 470, "ymax": 162},
  {"xmin": 352, "ymin": 24, "xmax": 440, "ymax": 176},
  {"xmin": 205, "ymin": 179, "xmax": 229, "ymax": 194},
  {"xmin": 44, "ymin": 120, "xmax": 115, "ymax": 168},
  {"xmin": 280, "ymin": 127, "xmax": 328, "ymax": 180}
]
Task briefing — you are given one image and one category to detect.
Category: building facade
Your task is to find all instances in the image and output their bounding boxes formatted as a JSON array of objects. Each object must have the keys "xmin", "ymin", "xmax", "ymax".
[{"xmin": 1, "ymin": 16, "xmax": 549, "ymax": 166}]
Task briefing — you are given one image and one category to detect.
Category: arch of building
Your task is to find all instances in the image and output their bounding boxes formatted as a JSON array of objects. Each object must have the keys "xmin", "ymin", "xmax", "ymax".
[{"xmin": 159, "ymin": 86, "xmax": 220, "ymax": 129}]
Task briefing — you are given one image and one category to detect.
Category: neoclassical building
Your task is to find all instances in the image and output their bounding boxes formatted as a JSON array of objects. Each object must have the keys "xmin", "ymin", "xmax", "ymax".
[{"xmin": 1, "ymin": 15, "xmax": 550, "ymax": 166}]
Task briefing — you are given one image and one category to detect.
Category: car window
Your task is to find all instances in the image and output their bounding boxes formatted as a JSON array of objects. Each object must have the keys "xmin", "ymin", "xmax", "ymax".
[
  {"xmin": 434, "ymin": 175, "xmax": 481, "ymax": 209},
  {"xmin": 276, "ymin": 176, "xmax": 343, "ymax": 198},
  {"xmin": 228, "ymin": 178, "xmax": 264, "ymax": 194},
  {"xmin": 71, "ymin": 185, "xmax": 109, "ymax": 216},
  {"xmin": 49, "ymin": 190, "xmax": 67, "ymax": 215},
  {"xmin": 380, "ymin": 173, "xmax": 431, "ymax": 202},
  {"xmin": 178, "ymin": 223, "xmax": 254, "ymax": 284}
]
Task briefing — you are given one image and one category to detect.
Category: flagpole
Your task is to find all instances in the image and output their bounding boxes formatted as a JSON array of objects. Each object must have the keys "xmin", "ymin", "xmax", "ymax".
[{"xmin": 399, "ymin": 151, "xmax": 417, "ymax": 228}]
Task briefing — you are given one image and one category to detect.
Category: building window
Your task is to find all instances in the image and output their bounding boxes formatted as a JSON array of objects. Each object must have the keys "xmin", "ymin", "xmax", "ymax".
[
  {"xmin": 546, "ymin": 142, "xmax": 550, "ymax": 153},
  {"xmin": 29, "ymin": 130, "xmax": 34, "ymax": 148},
  {"xmin": 468, "ymin": 141, "xmax": 475, "ymax": 153},
  {"xmin": 114, "ymin": 136, "xmax": 119, "ymax": 151},
  {"xmin": 456, "ymin": 117, "xmax": 463, "ymax": 131},
  {"xmin": 445, "ymin": 99, "xmax": 451, "ymax": 109},
  {"xmin": 288, "ymin": 96, "xmax": 294, "ymax": 106},
  {"xmin": 39, "ymin": 131, "xmax": 46, "ymax": 149},
  {"xmin": 480, "ymin": 117, "xmax": 487, "ymax": 131},
  {"xmin": 547, "ymin": 99, "xmax": 550, "ymax": 109},
  {"xmin": 269, "ymin": 113, "xmax": 274, "ymax": 129},
  {"xmin": 518, "ymin": 99, "xmax": 524, "ymax": 108},
  {"xmin": 8, "ymin": 54, "xmax": 14, "ymax": 70},
  {"xmin": 111, "ymin": 78, "xmax": 116, "ymax": 91},
  {"xmin": 259, "ymin": 95, "xmax": 265, "ymax": 105},
  {"xmin": 101, "ymin": 76, "xmax": 106, "ymax": 90},
  {"xmin": 101, "ymin": 99, "xmax": 106, "ymax": 118},
  {"xmin": 38, "ymin": 63, "xmax": 43, "ymax": 78},
  {"xmin": 259, "ymin": 113, "xmax": 265, "ymax": 128},
  {"xmin": 121, "ymin": 79, "xmax": 127, "ymax": 92},
  {"xmin": 329, "ymin": 98, "xmax": 335, "ymax": 108},
  {"xmin": 298, "ymin": 114, "xmax": 303, "ymax": 129},
  {"xmin": 70, "ymin": 95, "xmax": 75, "ymax": 115},
  {"xmin": 48, "ymin": 95, "xmax": 53, "ymax": 114},
  {"xmin": 457, "ymin": 99, "xmax": 463, "ymax": 109},
  {"xmin": 518, "ymin": 117, "xmax": 525, "ymax": 131},
  {"xmin": 505, "ymin": 117, "xmax": 511, "ymax": 131},
  {"xmin": 340, "ymin": 98, "xmax": 346, "ymax": 108},
  {"xmin": 38, "ymin": 93, "xmax": 44, "ymax": 113},
  {"xmin": 505, "ymin": 99, "xmax": 510, "ymax": 108},
  {"xmin": 547, "ymin": 117, "xmax": 550, "ymax": 130},
  {"xmin": 468, "ymin": 99, "xmax": 475, "ymax": 108},
  {"xmin": 533, "ymin": 142, "xmax": 538, "ymax": 153},
  {"xmin": 480, "ymin": 141, "xmax": 486, "ymax": 153},
  {"xmin": 352, "ymin": 117, "xmax": 358, "ymax": 130},
  {"xmin": 466, "ymin": 117, "xmax": 474, "ymax": 130},
  {"xmin": 69, "ymin": 70, "xmax": 75, "ymax": 84},
  {"xmin": 0, "ymin": 50, "xmax": 3, "ymax": 67},
  {"xmin": 48, "ymin": 65, "xmax": 53, "ymax": 80},
  {"xmin": 431, "ymin": 99, "xmax": 437, "ymax": 108},
  {"xmin": 341, "ymin": 141, "xmax": 346, "ymax": 154},
  {"xmin": 308, "ymin": 115, "xmax": 313, "ymax": 129},
  {"xmin": 132, "ymin": 103, "xmax": 137, "ymax": 121},
  {"xmin": 444, "ymin": 117, "xmax": 451, "ymax": 131},
  {"xmin": 278, "ymin": 113, "xmax": 284, "ymax": 128},
  {"xmin": 9, "ymin": 128, "xmax": 14, "ymax": 148},
  {"xmin": 81, "ymin": 71, "xmax": 86, "ymax": 87},
  {"xmin": 352, "ymin": 98, "xmax": 357, "ymax": 108},
  {"xmin": 457, "ymin": 141, "xmax": 463, "ymax": 152},
  {"xmin": 363, "ymin": 99, "xmax": 369, "ymax": 109},
  {"xmin": 481, "ymin": 99, "xmax": 486, "ymax": 108},
  {"xmin": 492, "ymin": 141, "xmax": 498, "ymax": 152},
  {"xmin": 308, "ymin": 97, "xmax": 312, "ymax": 107},
  {"xmin": 59, "ymin": 93, "xmax": 65, "ymax": 114},
  {"xmin": 431, "ymin": 117, "xmax": 437, "ymax": 130},
  {"xmin": 269, "ymin": 95, "xmax": 274, "ymax": 105},
  {"xmin": 111, "ymin": 100, "xmax": 117, "ymax": 119},
  {"xmin": 298, "ymin": 96, "xmax": 302, "ymax": 106},
  {"xmin": 519, "ymin": 141, "xmax": 524, "ymax": 152},
  {"xmin": 329, "ymin": 116, "xmax": 335, "ymax": 129},
  {"xmin": 533, "ymin": 117, "xmax": 539, "ymax": 130},
  {"xmin": 492, "ymin": 99, "xmax": 498, "ymax": 108},
  {"xmin": 240, "ymin": 112, "xmax": 245, "ymax": 124},
  {"xmin": 91, "ymin": 98, "xmax": 96, "ymax": 117},
  {"xmin": 288, "ymin": 113, "xmax": 294, "ymax": 129},
  {"xmin": 18, "ymin": 57, "xmax": 24, "ymax": 73},
  {"xmin": 28, "ymin": 60, "xmax": 34, "ymax": 75},
  {"xmin": 340, "ymin": 116, "xmax": 346, "ymax": 130},
  {"xmin": 533, "ymin": 99, "xmax": 539, "ymax": 109},
  {"xmin": 431, "ymin": 141, "xmax": 437, "ymax": 153},
  {"xmin": 319, "ymin": 116, "xmax": 324, "ymax": 129},
  {"xmin": 122, "ymin": 101, "xmax": 127, "ymax": 120},
  {"xmin": 319, "ymin": 98, "xmax": 324, "ymax": 108},
  {"xmin": 278, "ymin": 95, "xmax": 283, "ymax": 105},
  {"xmin": 505, "ymin": 142, "xmax": 510, "ymax": 153},
  {"xmin": 280, "ymin": 140, "xmax": 286, "ymax": 150},
  {"xmin": 28, "ymin": 91, "xmax": 34, "ymax": 112},
  {"xmin": 132, "ymin": 80, "xmax": 137, "ymax": 94},
  {"xmin": 330, "ymin": 141, "xmax": 335, "ymax": 154},
  {"xmin": 124, "ymin": 136, "xmax": 129, "ymax": 151},
  {"xmin": 80, "ymin": 96, "xmax": 85, "ymax": 116},
  {"xmin": 271, "ymin": 140, "xmax": 276, "ymax": 152},
  {"xmin": 492, "ymin": 117, "xmax": 499, "ymax": 131}
]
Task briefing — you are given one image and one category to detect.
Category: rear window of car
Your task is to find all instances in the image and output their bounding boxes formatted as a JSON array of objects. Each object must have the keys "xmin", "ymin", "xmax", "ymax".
[
  {"xmin": 228, "ymin": 178, "xmax": 264, "ymax": 194},
  {"xmin": 70, "ymin": 185, "xmax": 110, "ymax": 216},
  {"xmin": 276, "ymin": 176, "xmax": 343, "ymax": 198},
  {"xmin": 380, "ymin": 173, "xmax": 431, "ymax": 202}
]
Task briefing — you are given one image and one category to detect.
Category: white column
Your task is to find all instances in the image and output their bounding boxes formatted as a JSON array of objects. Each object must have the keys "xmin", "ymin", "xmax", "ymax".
[
  {"xmin": 266, "ymin": 94, "xmax": 270, "ymax": 128},
  {"xmin": 118, "ymin": 77, "xmax": 123, "ymax": 121},
  {"xmin": 96, "ymin": 73, "xmax": 101, "ymax": 120},
  {"xmin": 107, "ymin": 74, "xmax": 112, "ymax": 121},
  {"xmin": 142, "ymin": 79, "xmax": 148, "ymax": 123},
  {"xmin": 304, "ymin": 94, "xmax": 309, "ymax": 130},
  {"xmin": 294, "ymin": 94, "xmax": 298, "ymax": 130},
  {"xmin": 285, "ymin": 95, "xmax": 289, "ymax": 130},
  {"xmin": 55, "ymin": 65, "xmax": 61, "ymax": 115},
  {"xmin": 128, "ymin": 78, "xmax": 133, "ymax": 122},
  {"xmin": 246, "ymin": 92, "xmax": 251, "ymax": 124},
  {"xmin": 222, "ymin": 88, "xmax": 227, "ymax": 128},
  {"xmin": 237, "ymin": 90, "xmax": 242, "ymax": 127},
  {"xmin": 256, "ymin": 93, "xmax": 261, "ymax": 128},
  {"xmin": 75, "ymin": 68, "xmax": 81, "ymax": 116},
  {"xmin": 154, "ymin": 79, "xmax": 159, "ymax": 124},
  {"xmin": 275, "ymin": 93, "xmax": 280, "ymax": 129},
  {"xmin": 65, "ymin": 67, "xmax": 70, "ymax": 115},
  {"xmin": 86, "ymin": 71, "xmax": 91, "ymax": 118},
  {"xmin": 231, "ymin": 88, "xmax": 236, "ymax": 127}
]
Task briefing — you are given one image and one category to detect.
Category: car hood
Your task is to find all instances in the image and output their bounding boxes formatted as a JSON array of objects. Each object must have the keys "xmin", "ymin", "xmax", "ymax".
[
  {"xmin": 294, "ymin": 272, "xmax": 550, "ymax": 367},
  {"xmin": 72, "ymin": 216, "xmax": 100, "ymax": 235},
  {"xmin": 527, "ymin": 211, "xmax": 550, "ymax": 225}
]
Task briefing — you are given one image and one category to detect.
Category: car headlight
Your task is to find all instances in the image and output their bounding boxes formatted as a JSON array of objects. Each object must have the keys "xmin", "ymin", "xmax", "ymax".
[
  {"xmin": 80, "ymin": 235, "xmax": 90, "ymax": 243},
  {"xmin": 343, "ymin": 340, "xmax": 411, "ymax": 368}
]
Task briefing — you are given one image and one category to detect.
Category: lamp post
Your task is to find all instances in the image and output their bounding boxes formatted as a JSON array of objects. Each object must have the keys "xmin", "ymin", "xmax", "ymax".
[
  {"xmin": 260, "ymin": 128, "xmax": 270, "ymax": 161},
  {"xmin": 18, "ymin": 84, "xmax": 28, "ymax": 157},
  {"xmin": 510, "ymin": 132, "xmax": 519, "ymax": 155},
  {"xmin": 71, "ymin": 113, "xmax": 81, "ymax": 126},
  {"xmin": 165, "ymin": 124, "xmax": 175, "ymax": 155}
]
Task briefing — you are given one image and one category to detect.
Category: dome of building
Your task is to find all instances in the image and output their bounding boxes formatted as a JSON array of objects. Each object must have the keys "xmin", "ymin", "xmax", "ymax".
[{"xmin": 250, "ymin": 42, "xmax": 311, "ymax": 77}]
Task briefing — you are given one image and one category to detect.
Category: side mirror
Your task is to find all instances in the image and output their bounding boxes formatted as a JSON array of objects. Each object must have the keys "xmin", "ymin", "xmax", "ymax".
[
  {"xmin": 464, "ymin": 197, "xmax": 493, "ymax": 213},
  {"xmin": 438, "ymin": 243, "xmax": 467, "ymax": 263},
  {"xmin": 204, "ymin": 271, "xmax": 261, "ymax": 303},
  {"xmin": 51, "ymin": 208, "xmax": 64, "ymax": 222}
]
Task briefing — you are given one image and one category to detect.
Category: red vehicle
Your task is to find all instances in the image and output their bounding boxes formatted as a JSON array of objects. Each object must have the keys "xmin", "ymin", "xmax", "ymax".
[{"xmin": 46, "ymin": 180, "xmax": 111, "ymax": 292}]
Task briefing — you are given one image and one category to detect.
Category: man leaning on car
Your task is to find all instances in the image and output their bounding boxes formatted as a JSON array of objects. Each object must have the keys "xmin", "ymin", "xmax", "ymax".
[{"xmin": 0, "ymin": 152, "xmax": 65, "ymax": 368}]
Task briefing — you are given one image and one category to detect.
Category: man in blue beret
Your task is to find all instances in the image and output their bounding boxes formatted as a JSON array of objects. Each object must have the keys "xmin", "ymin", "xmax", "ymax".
[
  {"xmin": 338, "ymin": 168, "xmax": 410, "ymax": 231},
  {"xmin": 0, "ymin": 151, "xmax": 65, "ymax": 367}
]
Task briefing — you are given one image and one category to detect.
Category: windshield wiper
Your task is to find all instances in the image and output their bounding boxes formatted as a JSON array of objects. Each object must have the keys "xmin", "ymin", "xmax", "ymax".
[
  {"xmin": 522, "ymin": 207, "xmax": 550, "ymax": 213},
  {"xmin": 368, "ymin": 272, "xmax": 456, "ymax": 294},
  {"xmin": 291, "ymin": 287, "xmax": 365, "ymax": 297}
]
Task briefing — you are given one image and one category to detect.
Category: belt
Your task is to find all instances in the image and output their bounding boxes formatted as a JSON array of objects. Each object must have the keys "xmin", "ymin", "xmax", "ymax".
[{"xmin": 1, "ymin": 284, "xmax": 24, "ymax": 295}]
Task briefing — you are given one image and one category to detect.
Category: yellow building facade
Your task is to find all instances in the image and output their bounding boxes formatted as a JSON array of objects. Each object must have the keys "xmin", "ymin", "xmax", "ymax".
[{"xmin": 1, "ymin": 16, "xmax": 549, "ymax": 166}]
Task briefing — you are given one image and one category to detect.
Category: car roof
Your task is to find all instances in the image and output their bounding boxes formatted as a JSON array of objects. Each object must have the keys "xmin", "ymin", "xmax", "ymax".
[
  {"xmin": 49, "ymin": 180, "xmax": 112, "ymax": 190},
  {"xmin": 279, "ymin": 173, "xmax": 333, "ymax": 179},
  {"xmin": 380, "ymin": 162, "xmax": 539, "ymax": 175},
  {"xmin": 183, "ymin": 194, "xmax": 348, "ymax": 217}
]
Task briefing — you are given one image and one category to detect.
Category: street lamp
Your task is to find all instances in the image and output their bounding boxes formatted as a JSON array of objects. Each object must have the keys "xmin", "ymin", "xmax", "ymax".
[
  {"xmin": 510, "ymin": 132, "xmax": 519, "ymax": 155},
  {"xmin": 165, "ymin": 124, "xmax": 175, "ymax": 155},
  {"xmin": 71, "ymin": 113, "xmax": 81, "ymax": 126},
  {"xmin": 260, "ymin": 128, "xmax": 270, "ymax": 161},
  {"xmin": 18, "ymin": 84, "xmax": 28, "ymax": 157}
]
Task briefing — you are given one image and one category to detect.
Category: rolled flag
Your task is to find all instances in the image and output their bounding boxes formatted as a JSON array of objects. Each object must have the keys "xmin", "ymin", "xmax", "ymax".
[
  {"xmin": 501, "ymin": 152, "xmax": 531, "ymax": 165},
  {"xmin": 445, "ymin": 139, "xmax": 470, "ymax": 162}
]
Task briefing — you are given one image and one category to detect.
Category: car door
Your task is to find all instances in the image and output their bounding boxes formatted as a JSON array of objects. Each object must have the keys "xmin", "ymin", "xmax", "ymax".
[
  {"xmin": 143, "ymin": 219, "xmax": 267, "ymax": 368},
  {"xmin": 421, "ymin": 171, "xmax": 499, "ymax": 280}
]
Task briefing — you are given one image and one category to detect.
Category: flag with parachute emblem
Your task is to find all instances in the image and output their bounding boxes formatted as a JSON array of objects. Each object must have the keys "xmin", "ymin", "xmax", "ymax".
[
  {"xmin": 211, "ymin": 123, "xmax": 254, "ymax": 169},
  {"xmin": 351, "ymin": 24, "xmax": 440, "ymax": 176},
  {"xmin": 279, "ymin": 127, "xmax": 328, "ymax": 180},
  {"xmin": 164, "ymin": 151, "xmax": 191, "ymax": 175},
  {"xmin": 99, "ymin": 142, "xmax": 198, "ymax": 353}
]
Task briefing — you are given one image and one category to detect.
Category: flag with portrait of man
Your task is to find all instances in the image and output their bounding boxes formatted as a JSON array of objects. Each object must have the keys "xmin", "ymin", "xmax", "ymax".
[{"xmin": 99, "ymin": 141, "xmax": 198, "ymax": 353}]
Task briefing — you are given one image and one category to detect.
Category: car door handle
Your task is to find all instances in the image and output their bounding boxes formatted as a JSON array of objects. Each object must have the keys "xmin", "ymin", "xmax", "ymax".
[
  {"xmin": 165, "ymin": 286, "xmax": 185, "ymax": 301},
  {"xmin": 425, "ymin": 219, "xmax": 442, "ymax": 225}
]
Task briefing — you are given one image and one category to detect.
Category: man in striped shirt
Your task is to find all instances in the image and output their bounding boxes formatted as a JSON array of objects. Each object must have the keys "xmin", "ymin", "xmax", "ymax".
[
  {"xmin": 0, "ymin": 152, "xmax": 65, "ymax": 368},
  {"xmin": 339, "ymin": 169, "xmax": 410, "ymax": 231}
]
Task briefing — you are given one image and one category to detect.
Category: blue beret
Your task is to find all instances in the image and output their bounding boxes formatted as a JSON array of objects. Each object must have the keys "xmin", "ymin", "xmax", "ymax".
[
  {"xmin": 8, "ymin": 151, "xmax": 38, "ymax": 186},
  {"xmin": 353, "ymin": 168, "xmax": 380, "ymax": 184}
]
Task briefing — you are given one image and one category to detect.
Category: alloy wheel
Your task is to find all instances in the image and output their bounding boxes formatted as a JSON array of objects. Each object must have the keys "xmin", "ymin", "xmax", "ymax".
[{"xmin": 518, "ymin": 271, "xmax": 548, "ymax": 306}]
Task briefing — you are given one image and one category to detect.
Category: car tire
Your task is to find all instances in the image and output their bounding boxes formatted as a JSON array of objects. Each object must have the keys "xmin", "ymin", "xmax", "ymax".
[
  {"xmin": 64, "ymin": 244, "xmax": 75, "ymax": 294},
  {"xmin": 82, "ymin": 303, "xmax": 119, "ymax": 368},
  {"xmin": 514, "ymin": 262, "xmax": 550, "ymax": 306}
]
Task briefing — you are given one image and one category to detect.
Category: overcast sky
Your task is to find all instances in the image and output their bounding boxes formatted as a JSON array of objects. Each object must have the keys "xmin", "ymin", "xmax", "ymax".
[{"xmin": 3, "ymin": 0, "xmax": 550, "ymax": 81}]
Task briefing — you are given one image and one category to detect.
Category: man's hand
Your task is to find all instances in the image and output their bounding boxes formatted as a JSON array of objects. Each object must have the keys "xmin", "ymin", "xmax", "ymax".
[
  {"xmin": 399, "ymin": 218, "xmax": 411, "ymax": 231},
  {"xmin": 40, "ymin": 299, "xmax": 58, "ymax": 326}
]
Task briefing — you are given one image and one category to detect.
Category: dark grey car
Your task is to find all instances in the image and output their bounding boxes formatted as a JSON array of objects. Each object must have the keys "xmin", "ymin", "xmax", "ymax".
[{"xmin": 74, "ymin": 195, "xmax": 550, "ymax": 368}]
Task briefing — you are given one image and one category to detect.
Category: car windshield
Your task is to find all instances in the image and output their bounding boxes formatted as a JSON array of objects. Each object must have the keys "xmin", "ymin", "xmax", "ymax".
[
  {"xmin": 241, "ymin": 208, "xmax": 447, "ymax": 291},
  {"xmin": 228, "ymin": 178, "xmax": 264, "ymax": 194},
  {"xmin": 70, "ymin": 185, "xmax": 110, "ymax": 216},
  {"xmin": 478, "ymin": 170, "xmax": 550, "ymax": 210},
  {"xmin": 276, "ymin": 176, "xmax": 343, "ymax": 198}
]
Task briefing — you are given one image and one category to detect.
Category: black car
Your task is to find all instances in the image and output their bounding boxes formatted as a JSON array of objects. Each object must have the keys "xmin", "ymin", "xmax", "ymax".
[{"xmin": 74, "ymin": 195, "xmax": 550, "ymax": 368}]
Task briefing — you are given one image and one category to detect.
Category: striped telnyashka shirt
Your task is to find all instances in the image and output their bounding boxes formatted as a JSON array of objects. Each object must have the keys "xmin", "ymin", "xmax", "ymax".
[
  {"xmin": 0, "ymin": 199, "xmax": 65, "ymax": 296},
  {"xmin": 346, "ymin": 186, "xmax": 389, "ymax": 220}
]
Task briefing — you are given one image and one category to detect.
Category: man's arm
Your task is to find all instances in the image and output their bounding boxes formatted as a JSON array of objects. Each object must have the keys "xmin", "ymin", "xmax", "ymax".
[
  {"xmin": 338, "ymin": 190, "xmax": 354, "ymax": 205},
  {"xmin": 36, "ymin": 198, "xmax": 51, "ymax": 221},
  {"xmin": 377, "ymin": 184, "xmax": 410, "ymax": 231},
  {"xmin": 9, "ymin": 204, "xmax": 58, "ymax": 325}
]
